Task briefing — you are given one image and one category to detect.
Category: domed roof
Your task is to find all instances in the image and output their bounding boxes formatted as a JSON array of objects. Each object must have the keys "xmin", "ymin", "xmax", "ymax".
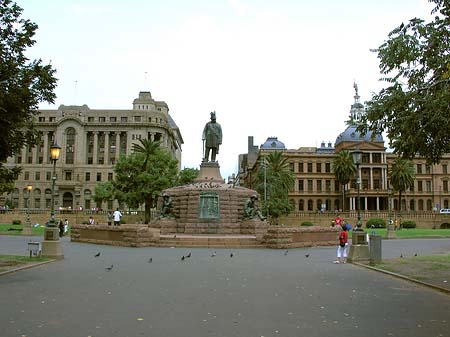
[
  {"xmin": 335, "ymin": 125, "xmax": 383, "ymax": 145},
  {"xmin": 261, "ymin": 137, "xmax": 286, "ymax": 150}
]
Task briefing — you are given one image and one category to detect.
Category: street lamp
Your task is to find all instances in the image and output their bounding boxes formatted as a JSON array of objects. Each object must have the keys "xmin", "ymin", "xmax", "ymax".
[
  {"xmin": 48, "ymin": 142, "xmax": 61, "ymax": 227},
  {"xmin": 352, "ymin": 149, "xmax": 362, "ymax": 230},
  {"xmin": 42, "ymin": 141, "xmax": 63, "ymax": 259},
  {"xmin": 26, "ymin": 184, "xmax": 32, "ymax": 229}
]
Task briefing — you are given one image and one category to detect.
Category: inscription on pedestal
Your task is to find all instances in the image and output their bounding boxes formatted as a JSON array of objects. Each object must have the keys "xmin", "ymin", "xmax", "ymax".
[{"xmin": 198, "ymin": 192, "xmax": 220, "ymax": 219}]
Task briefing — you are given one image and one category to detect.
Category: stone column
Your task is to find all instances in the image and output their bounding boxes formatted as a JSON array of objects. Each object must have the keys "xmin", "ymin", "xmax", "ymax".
[
  {"xmin": 115, "ymin": 132, "xmax": 121, "ymax": 159},
  {"xmin": 369, "ymin": 168, "xmax": 373, "ymax": 190},
  {"xmin": 104, "ymin": 132, "xmax": 110, "ymax": 165},
  {"xmin": 93, "ymin": 131, "xmax": 98, "ymax": 165},
  {"xmin": 43, "ymin": 132, "xmax": 49, "ymax": 164}
]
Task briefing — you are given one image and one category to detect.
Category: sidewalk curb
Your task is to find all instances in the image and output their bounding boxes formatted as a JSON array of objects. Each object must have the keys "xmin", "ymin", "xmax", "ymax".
[
  {"xmin": 0, "ymin": 259, "xmax": 56, "ymax": 277},
  {"xmin": 353, "ymin": 262, "xmax": 450, "ymax": 296}
]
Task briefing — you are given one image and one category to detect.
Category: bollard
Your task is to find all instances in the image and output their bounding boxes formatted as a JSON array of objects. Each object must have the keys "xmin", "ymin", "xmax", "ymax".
[{"xmin": 369, "ymin": 234, "xmax": 382, "ymax": 265}]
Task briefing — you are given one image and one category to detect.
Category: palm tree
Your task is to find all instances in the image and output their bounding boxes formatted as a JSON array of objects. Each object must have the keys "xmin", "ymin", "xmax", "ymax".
[
  {"xmin": 132, "ymin": 138, "xmax": 162, "ymax": 169},
  {"xmin": 254, "ymin": 151, "xmax": 294, "ymax": 224},
  {"xmin": 389, "ymin": 158, "xmax": 415, "ymax": 211},
  {"xmin": 333, "ymin": 150, "xmax": 357, "ymax": 211}
]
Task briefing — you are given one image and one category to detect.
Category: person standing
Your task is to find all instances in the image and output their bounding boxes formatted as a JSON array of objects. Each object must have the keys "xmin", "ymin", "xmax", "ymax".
[
  {"xmin": 107, "ymin": 211, "xmax": 113, "ymax": 226},
  {"xmin": 334, "ymin": 224, "xmax": 349, "ymax": 264},
  {"xmin": 63, "ymin": 219, "xmax": 69, "ymax": 234},
  {"xmin": 113, "ymin": 208, "xmax": 122, "ymax": 226},
  {"xmin": 202, "ymin": 111, "xmax": 222, "ymax": 162}
]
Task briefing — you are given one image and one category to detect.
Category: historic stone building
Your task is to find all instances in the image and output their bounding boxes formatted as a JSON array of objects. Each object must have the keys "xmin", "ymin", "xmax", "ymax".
[
  {"xmin": 1, "ymin": 91, "xmax": 183, "ymax": 211},
  {"xmin": 239, "ymin": 86, "xmax": 450, "ymax": 214}
]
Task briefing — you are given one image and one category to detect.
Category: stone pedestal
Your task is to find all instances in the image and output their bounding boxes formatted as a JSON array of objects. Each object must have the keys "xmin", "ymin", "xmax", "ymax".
[
  {"xmin": 241, "ymin": 219, "xmax": 268, "ymax": 240},
  {"xmin": 42, "ymin": 227, "xmax": 64, "ymax": 259},
  {"xmin": 159, "ymin": 217, "xmax": 180, "ymax": 234},
  {"xmin": 348, "ymin": 231, "xmax": 369, "ymax": 263},
  {"xmin": 195, "ymin": 161, "xmax": 224, "ymax": 183},
  {"xmin": 386, "ymin": 224, "xmax": 397, "ymax": 239}
]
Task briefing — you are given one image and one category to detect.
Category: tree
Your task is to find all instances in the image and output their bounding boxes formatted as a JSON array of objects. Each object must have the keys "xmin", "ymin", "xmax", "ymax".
[
  {"xmin": 254, "ymin": 151, "xmax": 294, "ymax": 224},
  {"xmin": 132, "ymin": 138, "xmax": 161, "ymax": 169},
  {"xmin": 389, "ymin": 158, "xmax": 415, "ymax": 211},
  {"xmin": 177, "ymin": 167, "xmax": 199, "ymax": 186},
  {"xmin": 359, "ymin": 0, "xmax": 450, "ymax": 165},
  {"xmin": 0, "ymin": 0, "xmax": 57, "ymax": 187},
  {"xmin": 113, "ymin": 147, "xmax": 178, "ymax": 223},
  {"xmin": 92, "ymin": 181, "xmax": 115, "ymax": 207},
  {"xmin": 333, "ymin": 150, "xmax": 356, "ymax": 211}
]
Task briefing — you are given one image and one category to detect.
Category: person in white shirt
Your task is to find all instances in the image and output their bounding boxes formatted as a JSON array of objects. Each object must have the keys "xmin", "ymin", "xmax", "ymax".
[{"xmin": 113, "ymin": 208, "xmax": 122, "ymax": 226}]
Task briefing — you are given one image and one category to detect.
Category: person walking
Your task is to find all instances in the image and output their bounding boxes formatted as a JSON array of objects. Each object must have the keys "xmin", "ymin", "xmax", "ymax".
[
  {"xmin": 334, "ymin": 224, "xmax": 349, "ymax": 264},
  {"xmin": 113, "ymin": 208, "xmax": 122, "ymax": 226}
]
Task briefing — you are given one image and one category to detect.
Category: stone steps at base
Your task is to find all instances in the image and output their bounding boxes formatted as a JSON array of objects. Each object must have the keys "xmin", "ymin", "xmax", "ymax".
[{"xmin": 156, "ymin": 236, "xmax": 262, "ymax": 248}]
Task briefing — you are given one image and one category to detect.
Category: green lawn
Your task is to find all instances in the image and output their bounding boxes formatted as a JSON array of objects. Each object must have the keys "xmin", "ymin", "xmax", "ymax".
[
  {"xmin": 0, "ymin": 224, "xmax": 46, "ymax": 236},
  {"xmin": 364, "ymin": 228, "xmax": 450, "ymax": 238},
  {"xmin": 0, "ymin": 254, "xmax": 51, "ymax": 273}
]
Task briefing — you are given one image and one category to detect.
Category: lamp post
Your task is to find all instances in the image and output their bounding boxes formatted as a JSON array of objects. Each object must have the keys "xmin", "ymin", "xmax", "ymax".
[
  {"xmin": 42, "ymin": 142, "xmax": 63, "ymax": 258},
  {"xmin": 386, "ymin": 187, "xmax": 396, "ymax": 239},
  {"xmin": 26, "ymin": 184, "xmax": 32, "ymax": 227},
  {"xmin": 352, "ymin": 149, "xmax": 362, "ymax": 231},
  {"xmin": 22, "ymin": 184, "xmax": 33, "ymax": 235}
]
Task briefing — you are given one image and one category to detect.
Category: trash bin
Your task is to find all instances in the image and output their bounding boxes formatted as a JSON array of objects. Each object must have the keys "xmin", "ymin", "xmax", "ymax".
[
  {"xmin": 369, "ymin": 234, "xmax": 382, "ymax": 265},
  {"xmin": 28, "ymin": 241, "xmax": 41, "ymax": 258}
]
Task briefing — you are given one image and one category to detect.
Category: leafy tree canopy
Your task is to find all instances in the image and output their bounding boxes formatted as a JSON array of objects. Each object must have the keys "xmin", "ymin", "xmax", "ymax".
[
  {"xmin": 254, "ymin": 151, "xmax": 294, "ymax": 223},
  {"xmin": 0, "ymin": 0, "xmax": 57, "ymax": 186},
  {"xmin": 113, "ymin": 148, "xmax": 178, "ymax": 223},
  {"xmin": 177, "ymin": 167, "xmax": 199, "ymax": 186},
  {"xmin": 359, "ymin": 0, "xmax": 450, "ymax": 165}
]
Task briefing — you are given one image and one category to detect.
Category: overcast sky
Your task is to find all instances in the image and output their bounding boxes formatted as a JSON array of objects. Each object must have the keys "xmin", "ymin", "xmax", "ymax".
[{"xmin": 17, "ymin": 0, "xmax": 433, "ymax": 179}]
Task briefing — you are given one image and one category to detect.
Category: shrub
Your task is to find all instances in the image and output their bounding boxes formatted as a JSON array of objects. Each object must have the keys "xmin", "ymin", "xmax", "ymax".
[
  {"xmin": 401, "ymin": 220, "xmax": 416, "ymax": 229},
  {"xmin": 366, "ymin": 218, "xmax": 386, "ymax": 228},
  {"xmin": 301, "ymin": 221, "xmax": 314, "ymax": 226},
  {"xmin": 12, "ymin": 219, "xmax": 21, "ymax": 225}
]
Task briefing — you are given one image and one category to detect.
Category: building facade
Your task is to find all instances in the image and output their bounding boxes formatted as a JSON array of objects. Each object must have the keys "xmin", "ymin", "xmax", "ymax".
[
  {"xmin": 1, "ymin": 91, "xmax": 183, "ymax": 211},
  {"xmin": 239, "ymin": 86, "xmax": 450, "ymax": 214}
]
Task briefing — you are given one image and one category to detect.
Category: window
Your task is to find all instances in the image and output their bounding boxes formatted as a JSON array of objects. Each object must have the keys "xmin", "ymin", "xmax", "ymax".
[
  {"xmin": 24, "ymin": 171, "xmax": 29, "ymax": 180},
  {"xmin": 416, "ymin": 164, "xmax": 422, "ymax": 174},
  {"xmin": 121, "ymin": 117, "xmax": 128, "ymax": 122},
  {"xmin": 298, "ymin": 162, "xmax": 304, "ymax": 173},
  {"xmin": 28, "ymin": 156, "xmax": 32, "ymax": 164},
  {"xmin": 65, "ymin": 172, "xmax": 72, "ymax": 181},
  {"xmin": 299, "ymin": 200, "xmax": 304, "ymax": 211},
  {"xmin": 35, "ymin": 172, "xmax": 40, "ymax": 180},
  {"xmin": 372, "ymin": 153, "xmax": 382, "ymax": 163},
  {"xmin": 134, "ymin": 116, "xmax": 142, "ymax": 122},
  {"xmin": 46, "ymin": 172, "xmax": 51, "ymax": 180},
  {"xmin": 38, "ymin": 157, "xmax": 43, "ymax": 164},
  {"xmin": 307, "ymin": 180, "xmax": 313, "ymax": 192},
  {"xmin": 298, "ymin": 180, "xmax": 304, "ymax": 191},
  {"xmin": 97, "ymin": 173, "xmax": 102, "ymax": 181},
  {"xmin": 317, "ymin": 180, "xmax": 322, "ymax": 192},
  {"xmin": 325, "ymin": 180, "xmax": 331, "ymax": 191},
  {"xmin": 316, "ymin": 163, "xmax": 321, "ymax": 173},
  {"xmin": 418, "ymin": 180, "xmax": 423, "ymax": 192},
  {"xmin": 108, "ymin": 172, "xmax": 113, "ymax": 181},
  {"xmin": 444, "ymin": 180, "xmax": 449, "ymax": 193},
  {"xmin": 426, "ymin": 165, "xmax": 431, "ymax": 174},
  {"xmin": 334, "ymin": 180, "xmax": 340, "ymax": 192},
  {"xmin": 307, "ymin": 163, "xmax": 313, "ymax": 173},
  {"xmin": 99, "ymin": 117, "xmax": 105, "ymax": 123},
  {"xmin": 373, "ymin": 179, "xmax": 381, "ymax": 189},
  {"xmin": 443, "ymin": 164, "xmax": 448, "ymax": 174},
  {"xmin": 362, "ymin": 179, "xmax": 369, "ymax": 190},
  {"xmin": 65, "ymin": 127, "xmax": 75, "ymax": 164},
  {"xmin": 88, "ymin": 157, "xmax": 93, "ymax": 165},
  {"xmin": 426, "ymin": 181, "xmax": 432, "ymax": 192},
  {"xmin": 85, "ymin": 172, "xmax": 90, "ymax": 181},
  {"xmin": 362, "ymin": 153, "xmax": 370, "ymax": 164},
  {"xmin": 88, "ymin": 117, "xmax": 95, "ymax": 122},
  {"xmin": 110, "ymin": 117, "xmax": 117, "ymax": 122},
  {"xmin": 289, "ymin": 163, "xmax": 294, "ymax": 172},
  {"xmin": 38, "ymin": 117, "xmax": 45, "ymax": 122},
  {"xmin": 49, "ymin": 117, "xmax": 56, "ymax": 122},
  {"xmin": 325, "ymin": 162, "xmax": 331, "ymax": 173}
]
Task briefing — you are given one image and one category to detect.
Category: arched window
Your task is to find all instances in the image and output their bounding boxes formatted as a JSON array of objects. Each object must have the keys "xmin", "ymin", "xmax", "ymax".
[
  {"xmin": 418, "ymin": 199, "xmax": 424, "ymax": 211},
  {"xmin": 307, "ymin": 199, "xmax": 313, "ymax": 211},
  {"xmin": 65, "ymin": 127, "xmax": 75, "ymax": 164},
  {"xmin": 298, "ymin": 199, "xmax": 304, "ymax": 211},
  {"xmin": 334, "ymin": 199, "xmax": 340, "ymax": 212},
  {"xmin": 426, "ymin": 199, "xmax": 432, "ymax": 211},
  {"xmin": 34, "ymin": 188, "xmax": 41, "ymax": 209},
  {"xmin": 409, "ymin": 199, "xmax": 415, "ymax": 211}
]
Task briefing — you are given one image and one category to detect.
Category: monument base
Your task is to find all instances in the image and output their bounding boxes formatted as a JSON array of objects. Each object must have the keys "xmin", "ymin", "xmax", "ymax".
[
  {"xmin": 195, "ymin": 161, "xmax": 224, "ymax": 183},
  {"xmin": 386, "ymin": 224, "xmax": 397, "ymax": 239},
  {"xmin": 41, "ymin": 240, "xmax": 64, "ymax": 259},
  {"xmin": 348, "ymin": 244, "xmax": 370, "ymax": 263}
]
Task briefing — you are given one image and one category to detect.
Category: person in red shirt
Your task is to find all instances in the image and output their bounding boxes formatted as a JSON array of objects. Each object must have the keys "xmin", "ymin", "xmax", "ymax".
[{"xmin": 334, "ymin": 224, "xmax": 349, "ymax": 263}]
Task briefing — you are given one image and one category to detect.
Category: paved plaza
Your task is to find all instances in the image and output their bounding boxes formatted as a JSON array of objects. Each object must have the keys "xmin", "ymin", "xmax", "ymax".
[{"xmin": 0, "ymin": 235, "xmax": 449, "ymax": 337}]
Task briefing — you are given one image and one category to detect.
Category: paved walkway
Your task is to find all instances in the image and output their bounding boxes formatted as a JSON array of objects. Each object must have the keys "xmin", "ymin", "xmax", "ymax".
[{"xmin": 0, "ymin": 235, "xmax": 449, "ymax": 337}]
